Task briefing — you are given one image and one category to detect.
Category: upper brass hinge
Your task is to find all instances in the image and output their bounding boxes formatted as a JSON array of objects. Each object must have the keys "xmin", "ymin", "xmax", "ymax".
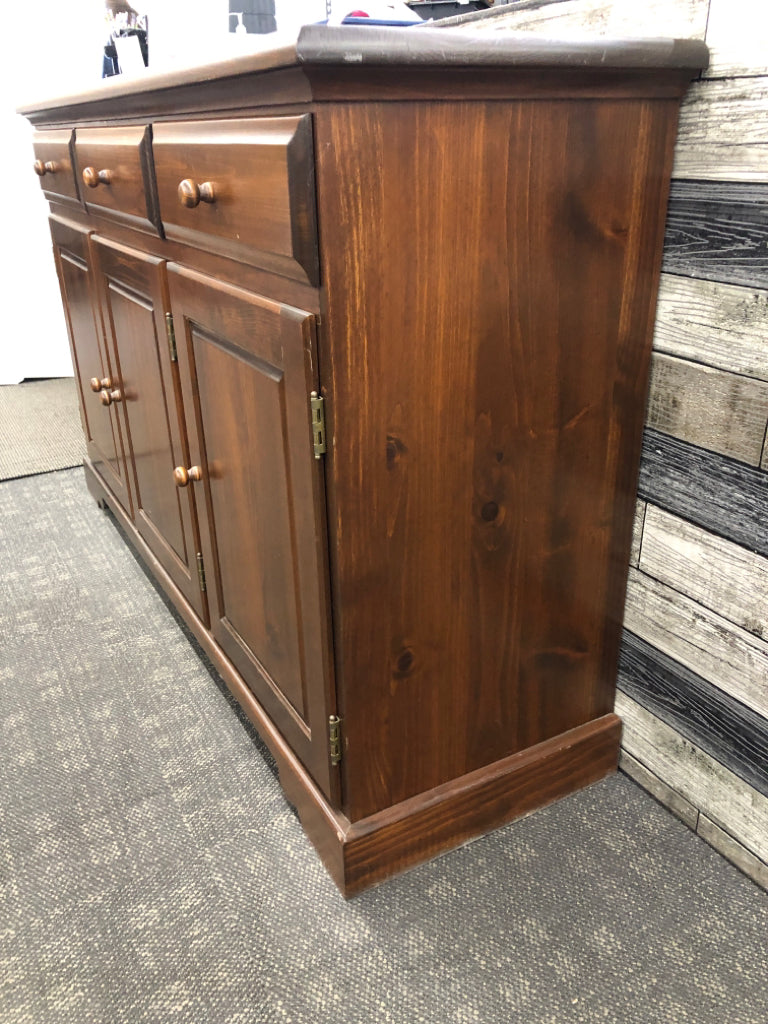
[
  {"xmin": 310, "ymin": 391, "xmax": 327, "ymax": 459},
  {"xmin": 196, "ymin": 552, "xmax": 207, "ymax": 592},
  {"xmin": 165, "ymin": 313, "xmax": 177, "ymax": 363},
  {"xmin": 329, "ymin": 715, "xmax": 342, "ymax": 766}
]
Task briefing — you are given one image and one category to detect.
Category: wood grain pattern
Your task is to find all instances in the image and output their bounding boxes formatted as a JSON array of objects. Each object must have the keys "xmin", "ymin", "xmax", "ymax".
[
  {"xmin": 169, "ymin": 265, "xmax": 337, "ymax": 802},
  {"xmin": 339, "ymin": 714, "xmax": 622, "ymax": 896},
  {"xmin": 662, "ymin": 180, "xmax": 768, "ymax": 288},
  {"xmin": 697, "ymin": 816, "xmax": 768, "ymax": 889},
  {"xmin": 638, "ymin": 428, "xmax": 768, "ymax": 557},
  {"xmin": 646, "ymin": 352, "xmax": 768, "ymax": 465},
  {"xmin": 619, "ymin": 749, "xmax": 700, "ymax": 829},
  {"xmin": 623, "ymin": 567, "xmax": 768, "ymax": 718},
  {"xmin": 316, "ymin": 94, "xmax": 679, "ymax": 820},
  {"xmin": 674, "ymin": 78, "xmax": 768, "ymax": 182},
  {"xmin": 152, "ymin": 115, "xmax": 318, "ymax": 286},
  {"xmin": 459, "ymin": 0, "xmax": 709, "ymax": 41},
  {"xmin": 75, "ymin": 124, "xmax": 161, "ymax": 234},
  {"xmin": 639, "ymin": 505, "xmax": 768, "ymax": 637},
  {"xmin": 618, "ymin": 629, "xmax": 768, "ymax": 795},
  {"xmin": 90, "ymin": 237, "xmax": 207, "ymax": 622},
  {"xmin": 653, "ymin": 274, "xmax": 768, "ymax": 380},
  {"xmin": 49, "ymin": 216, "xmax": 133, "ymax": 515},
  {"xmin": 615, "ymin": 692, "xmax": 768, "ymax": 862},
  {"xmin": 630, "ymin": 501, "xmax": 646, "ymax": 567},
  {"xmin": 705, "ymin": 0, "xmax": 768, "ymax": 79}
]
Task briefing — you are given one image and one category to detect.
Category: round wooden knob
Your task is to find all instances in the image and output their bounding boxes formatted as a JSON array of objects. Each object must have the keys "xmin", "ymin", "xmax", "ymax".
[
  {"xmin": 178, "ymin": 179, "xmax": 215, "ymax": 208},
  {"xmin": 90, "ymin": 376, "xmax": 112, "ymax": 392},
  {"xmin": 34, "ymin": 160, "xmax": 58, "ymax": 176},
  {"xmin": 173, "ymin": 465, "xmax": 202, "ymax": 487},
  {"xmin": 83, "ymin": 167, "xmax": 112, "ymax": 188},
  {"xmin": 99, "ymin": 388, "xmax": 122, "ymax": 406}
]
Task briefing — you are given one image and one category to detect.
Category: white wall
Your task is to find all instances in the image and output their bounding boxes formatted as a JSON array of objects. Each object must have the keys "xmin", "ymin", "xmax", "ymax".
[{"xmin": 4, "ymin": 1, "xmax": 325, "ymax": 384}]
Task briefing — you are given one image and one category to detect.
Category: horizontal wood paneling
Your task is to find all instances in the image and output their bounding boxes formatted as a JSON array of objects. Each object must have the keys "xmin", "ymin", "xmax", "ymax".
[
  {"xmin": 674, "ymin": 78, "xmax": 768, "ymax": 182},
  {"xmin": 705, "ymin": 0, "xmax": 768, "ymax": 79},
  {"xmin": 630, "ymin": 501, "xmax": 646, "ymax": 567},
  {"xmin": 646, "ymin": 352, "xmax": 768, "ymax": 465},
  {"xmin": 623, "ymin": 567, "xmax": 768, "ymax": 718},
  {"xmin": 466, "ymin": 0, "xmax": 708, "ymax": 40},
  {"xmin": 618, "ymin": 630, "xmax": 768, "ymax": 794},
  {"xmin": 697, "ymin": 816, "xmax": 768, "ymax": 889},
  {"xmin": 619, "ymin": 750, "xmax": 700, "ymax": 829},
  {"xmin": 639, "ymin": 505, "xmax": 768, "ymax": 637},
  {"xmin": 654, "ymin": 274, "xmax": 768, "ymax": 381},
  {"xmin": 615, "ymin": 692, "xmax": 768, "ymax": 862},
  {"xmin": 662, "ymin": 180, "xmax": 768, "ymax": 288},
  {"xmin": 638, "ymin": 428, "xmax": 768, "ymax": 557}
]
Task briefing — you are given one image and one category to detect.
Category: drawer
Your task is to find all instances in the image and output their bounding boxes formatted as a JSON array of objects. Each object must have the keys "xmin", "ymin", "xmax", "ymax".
[
  {"xmin": 75, "ymin": 126, "xmax": 161, "ymax": 234},
  {"xmin": 152, "ymin": 115, "xmax": 318, "ymax": 286},
  {"xmin": 32, "ymin": 130, "xmax": 80, "ymax": 206}
]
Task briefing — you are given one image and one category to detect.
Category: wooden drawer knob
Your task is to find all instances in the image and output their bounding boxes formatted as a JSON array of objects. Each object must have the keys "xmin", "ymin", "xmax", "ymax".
[
  {"xmin": 178, "ymin": 179, "xmax": 215, "ymax": 208},
  {"xmin": 99, "ymin": 388, "xmax": 122, "ymax": 406},
  {"xmin": 83, "ymin": 166, "xmax": 113, "ymax": 188},
  {"xmin": 33, "ymin": 160, "xmax": 59, "ymax": 176},
  {"xmin": 89, "ymin": 376, "xmax": 112, "ymax": 392},
  {"xmin": 174, "ymin": 465, "xmax": 203, "ymax": 487}
]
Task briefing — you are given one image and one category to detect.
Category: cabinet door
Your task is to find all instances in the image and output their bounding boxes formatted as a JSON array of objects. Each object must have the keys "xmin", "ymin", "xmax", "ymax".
[
  {"xmin": 49, "ymin": 216, "xmax": 132, "ymax": 513},
  {"xmin": 168, "ymin": 266, "xmax": 336, "ymax": 799},
  {"xmin": 92, "ymin": 238, "xmax": 207, "ymax": 622}
]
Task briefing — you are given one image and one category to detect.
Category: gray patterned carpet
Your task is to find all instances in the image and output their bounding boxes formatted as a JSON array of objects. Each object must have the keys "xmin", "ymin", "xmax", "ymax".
[
  {"xmin": 1, "ymin": 469, "xmax": 767, "ymax": 1024},
  {"xmin": 0, "ymin": 379, "xmax": 85, "ymax": 481}
]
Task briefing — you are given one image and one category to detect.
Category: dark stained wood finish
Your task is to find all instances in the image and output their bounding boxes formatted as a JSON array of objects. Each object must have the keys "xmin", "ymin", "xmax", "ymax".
[
  {"xmin": 90, "ymin": 237, "xmax": 207, "ymax": 621},
  {"xmin": 75, "ymin": 125, "xmax": 161, "ymax": 234},
  {"xmin": 282, "ymin": 713, "xmax": 622, "ymax": 896},
  {"xmin": 49, "ymin": 216, "xmax": 132, "ymax": 513},
  {"xmin": 316, "ymin": 96, "xmax": 681, "ymax": 822},
  {"xmin": 168, "ymin": 266, "xmax": 337, "ymax": 800},
  {"xmin": 25, "ymin": 26, "xmax": 704, "ymax": 893},
  {"xmin": 32, "ymin": 130, "xmax": 80, "ymax": 207},
  {"xmin": 152, "ymin": 115, "xmax": 318, "ymax": 285}
]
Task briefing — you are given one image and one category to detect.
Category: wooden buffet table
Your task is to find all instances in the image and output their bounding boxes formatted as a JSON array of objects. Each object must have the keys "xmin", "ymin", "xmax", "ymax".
[{"xmin": 20, "ymin": 25, "xmax": 708, "ymax": 895}]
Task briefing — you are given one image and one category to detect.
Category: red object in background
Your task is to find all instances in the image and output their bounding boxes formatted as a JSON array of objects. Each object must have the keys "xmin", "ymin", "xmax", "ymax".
[{"xmin": 348, "ymin": 10, "xmax": 370, "ymax": 15}]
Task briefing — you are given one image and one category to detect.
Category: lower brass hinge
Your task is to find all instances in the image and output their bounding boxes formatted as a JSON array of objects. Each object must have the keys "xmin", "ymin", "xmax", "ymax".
[
  {"xmin": 310, "ymin": 391, "xmax": 327, "ymax": 459},
  {"xmin": 329, "ymin": 715, "xmax": 342, "ymax": 766},
  {"xmin": 165, "ymin": 313, "xmax": 177, "ymax": 362},
  {"xmin": 196, "ymin": 552, "xmax": 207, "ymax": 592}
]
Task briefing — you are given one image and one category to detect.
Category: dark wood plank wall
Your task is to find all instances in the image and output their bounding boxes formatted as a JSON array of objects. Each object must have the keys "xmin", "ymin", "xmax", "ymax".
[{"xmin": 452, "ymin": 0, "xmax": 768, "ymax": 887}]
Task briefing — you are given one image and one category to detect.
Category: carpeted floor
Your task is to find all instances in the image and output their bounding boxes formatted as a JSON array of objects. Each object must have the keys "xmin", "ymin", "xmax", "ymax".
[
  {"xmin": 0, "ymin": 467, "xmax": 766, "ymax": 1024},
  {"xmin": 0, "ymin": 378, "xmax": 85, "ymax": 481}
]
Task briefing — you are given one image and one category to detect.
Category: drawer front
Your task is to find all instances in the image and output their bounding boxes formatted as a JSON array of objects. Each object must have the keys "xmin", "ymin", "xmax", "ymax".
[
  {"xmin": 75, "ymin": 125, "xmax": 160, "ymax": 234},
  {"xmin": 152, "ymin": 115, "xmax": 318, "ymax": 285},
  {"xmin": 32, "ymin": 130, "xmax": 80, "ymax": 205}
]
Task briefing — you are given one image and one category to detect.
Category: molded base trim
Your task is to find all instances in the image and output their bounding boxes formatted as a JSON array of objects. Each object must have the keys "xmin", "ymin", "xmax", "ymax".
[{"xmin": 84, "ymin": 460, "xmax": 622, "ymax": 897}]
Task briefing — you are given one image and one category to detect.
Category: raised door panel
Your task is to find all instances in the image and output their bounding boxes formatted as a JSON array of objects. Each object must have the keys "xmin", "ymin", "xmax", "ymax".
[
  {"xmin": 49, "ymin": 215, "xmax": 132, "ymax": 513},
  {"xmin": 168, "ymin": 266, "xmax": 336, "ymax": 799},
  {"xmin": 91, "ymin": 238, "xmax": 206, "ymax": 622}
]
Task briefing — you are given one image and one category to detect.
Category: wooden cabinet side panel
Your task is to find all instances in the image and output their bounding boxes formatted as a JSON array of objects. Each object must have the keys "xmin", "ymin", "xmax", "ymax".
[{"xmin": 315, "ymin": 98, "xmax": 681, "ymax": 821}]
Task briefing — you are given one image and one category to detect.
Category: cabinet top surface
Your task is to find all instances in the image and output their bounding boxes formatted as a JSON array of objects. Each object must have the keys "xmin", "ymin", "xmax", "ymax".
[{"xmin": 18, "ymin": 24, "xmax": 708, "ymax": 121}]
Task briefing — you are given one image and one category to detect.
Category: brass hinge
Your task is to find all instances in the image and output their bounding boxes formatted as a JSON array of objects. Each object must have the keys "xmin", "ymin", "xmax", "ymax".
[
  {"xmin": 328, "ymin": 715, "xmax": 342, "ymax": 766},
  {"xmin": 196, "ymin": 552, "xmax": 207, "ymax": 592},
  {"xmin": 165, "ymin": 313, "xmax": 177, "ymax": 363},
  {"xmin": 310, "ymin": 391, "xmax": 327, "ymax": 459}
]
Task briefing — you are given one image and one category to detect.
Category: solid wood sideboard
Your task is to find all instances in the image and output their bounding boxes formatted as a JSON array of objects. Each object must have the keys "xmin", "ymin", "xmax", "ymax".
[{"xmin": 20, "ymin": 25, "xmax": 708, "ymax": 896}]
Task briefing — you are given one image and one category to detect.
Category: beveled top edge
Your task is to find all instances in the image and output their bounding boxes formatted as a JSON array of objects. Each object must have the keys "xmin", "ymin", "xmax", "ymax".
[
  {"xmin": 296, "ymin": 25, "xmax": 709, "ymax": 71},
  {"xmin": 17, "ymin": 25, "xmax": 708, "ymax": 118}
]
